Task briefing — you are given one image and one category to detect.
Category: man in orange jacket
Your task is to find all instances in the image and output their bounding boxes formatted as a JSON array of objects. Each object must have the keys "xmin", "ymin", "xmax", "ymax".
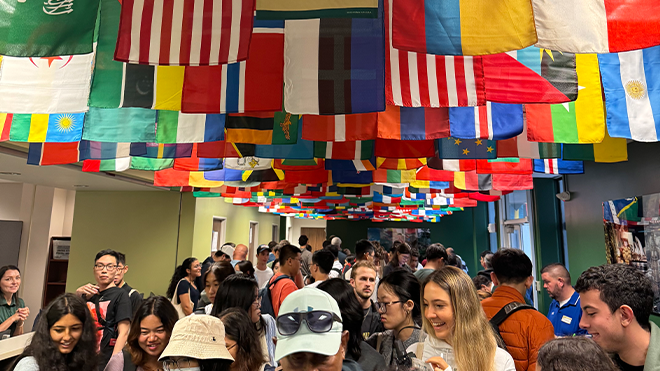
[{"xmin": 481, "ymin": 249, "xmax": 555, "ymax": 371}]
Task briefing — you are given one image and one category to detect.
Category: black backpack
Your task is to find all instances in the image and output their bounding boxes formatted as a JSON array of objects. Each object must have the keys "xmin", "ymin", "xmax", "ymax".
[
  {"xmin": 259, "ymin": 274, "xmax": 293, "ymax": 317},
  {"xmin": 489, "ymin": 302, "xmax": 536, "ymax": 351}
]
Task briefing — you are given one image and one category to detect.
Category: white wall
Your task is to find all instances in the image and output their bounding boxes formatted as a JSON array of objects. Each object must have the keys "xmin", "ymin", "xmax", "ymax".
[
  {"xmin": 0, "ymin": 183, "xmax": 24, "ymax": 220},
  {"xmin": 287, "ymin": 217, "xmax": 327, "ymax": 247}
]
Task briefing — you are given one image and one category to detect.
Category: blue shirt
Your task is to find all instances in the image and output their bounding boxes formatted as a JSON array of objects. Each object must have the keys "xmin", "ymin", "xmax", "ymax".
[{"xmin": 547, "ymin": 290, "xmax": 587, "ymax": 336}]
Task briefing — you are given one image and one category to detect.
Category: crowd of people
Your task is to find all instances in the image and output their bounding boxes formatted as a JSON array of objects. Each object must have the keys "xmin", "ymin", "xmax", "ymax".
[{"xmin": 1, "ymin": 236, "xmax": 659, "ymax": 371}]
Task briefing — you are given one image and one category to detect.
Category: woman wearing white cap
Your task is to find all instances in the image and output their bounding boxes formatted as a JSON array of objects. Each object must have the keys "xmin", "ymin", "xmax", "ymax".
[{"xmin": 159, "ymin": 315, "xmax": 234, "ymax": 371}]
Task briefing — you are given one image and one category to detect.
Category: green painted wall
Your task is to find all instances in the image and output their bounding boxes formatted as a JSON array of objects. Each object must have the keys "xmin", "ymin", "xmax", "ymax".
[
  {"xmin": 326, "ymin": 202, "xmax": 490, "ymax": 274},
  {"xmin": 192, "ymin": 197, "xmax": 281, "ymax": 260},
  {"xmin": 67, "ymin": 191, "xmax": 194, "ymax": 296}
]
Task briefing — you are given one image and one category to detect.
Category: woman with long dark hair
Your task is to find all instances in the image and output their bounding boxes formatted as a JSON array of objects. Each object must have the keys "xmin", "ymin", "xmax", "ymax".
[
  {"xmin": 104, "ymin": 296, "xmax": 179, "ymax": 371},
  {"xmin": 217, "ymin": 308, "xmax": 268, "ymax": 371},
  {"xmin": 317, "ymin": 279, "xmax": 386, "ymax": 371},
  {"xmin": 235, "ymin": 261, "xmax": 256, "ymax": 279},
  {"xmin": 0, "ymin": 265, "xmax": 29, "ymax": 337},
  {"xmin": 202, "ymin": 262, "xmax": 235, "ymax": 314},
  {"xmin": 11, "ymin": 293, "xmax": 97, "ymax": 371},
  {"xmin": 211, "ymin": 275, "xmax": 276, "ymax": 368},
  {"xmin": 165, "ymin": 257, "xmax": 202, "ymax": 316},
  {"xmin": 382, "ymin": 242, "xmax": 412, "ymax": 277}
]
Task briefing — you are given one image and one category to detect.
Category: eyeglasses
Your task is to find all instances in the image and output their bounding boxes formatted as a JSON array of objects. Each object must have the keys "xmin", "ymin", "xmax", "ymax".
[
  {"xmin": 94, "ymin": 263, "xmax": 117, "ymax": 271},
  {"xmin": 375, "ymin": 301, "xmax": 403, "ymax": 313},
  {"xmin": 163, "ymin": 358, "xmax": 196, "ymax": 371},
  {"xmin": 276, "ymin": 311, "xmax": 342, "ymax": 336}
]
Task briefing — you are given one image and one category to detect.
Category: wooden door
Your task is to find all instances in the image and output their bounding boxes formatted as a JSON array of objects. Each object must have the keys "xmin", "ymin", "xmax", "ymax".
[{"xmin": 300, "ymin": 227, "xmax": 326, "ymax": 252}]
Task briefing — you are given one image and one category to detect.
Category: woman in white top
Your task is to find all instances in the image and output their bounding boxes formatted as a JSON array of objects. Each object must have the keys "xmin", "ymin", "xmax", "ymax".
[{"xmin": 421, "ymin": 266, "xmax": 516, "ymax": 371}]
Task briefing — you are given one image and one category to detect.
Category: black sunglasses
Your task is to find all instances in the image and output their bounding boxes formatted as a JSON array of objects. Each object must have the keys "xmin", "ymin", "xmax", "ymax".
[{"xmin": 276, "ymin": 310, "xmax": 342, "ymax": 336}]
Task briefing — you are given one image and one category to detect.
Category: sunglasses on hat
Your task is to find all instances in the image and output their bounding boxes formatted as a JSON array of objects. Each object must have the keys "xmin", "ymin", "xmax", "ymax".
[{"xmin": 276, "ymin": 310, "xmax": 342, "ymax": 336}]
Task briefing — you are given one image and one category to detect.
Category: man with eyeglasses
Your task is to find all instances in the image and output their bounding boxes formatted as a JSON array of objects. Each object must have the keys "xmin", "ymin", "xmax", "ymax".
[
  {"xmin": 113, "ymin": 252, "xmax": 143, "ymax": 315},
  {"xmin": 75, "ymin": 249, "xmax": 132, "ymax": 370},
  {"xmin": 274, "ymin": 288, "xmax": 360, "ymax": 371}
]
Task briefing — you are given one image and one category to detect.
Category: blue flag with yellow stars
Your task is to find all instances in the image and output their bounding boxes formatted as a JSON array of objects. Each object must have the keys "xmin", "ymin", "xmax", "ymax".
[{"xmin": 434, "ymin": 137, "xmax": 497, "ymax": 159}]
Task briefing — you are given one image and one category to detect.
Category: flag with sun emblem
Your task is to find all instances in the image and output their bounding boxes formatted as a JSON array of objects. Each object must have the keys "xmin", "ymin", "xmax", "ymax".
[
  {"xmin": 598, "ymin": 45, "xmax": 660, "ymax": 142},
  {"xmin": 8, "ymin": 113, "xmax": 84, "ymax": 142}
]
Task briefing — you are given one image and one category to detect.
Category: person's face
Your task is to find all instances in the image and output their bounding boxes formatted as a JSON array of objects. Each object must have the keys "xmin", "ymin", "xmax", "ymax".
[
  {"xmin": 273, "ymin": 261, "xmax": 280, "ymax": 273},
  {"xmin": 205, "ymin": 274, "xmax": 220, "ymax": 304},
  {"xmin": 579, "ymin": 289, "xmax": 625, "ymax": 352},
  {"xmin": 377, "ymin": 286, "xmax": 411, "ymax": 330},
  {"xmin": 94, "ymin": 255, "xmax": 118, "ymax": 286},
  {"xmin": 351, "ymin": 267, "xmax": 377, "ymax": 300},
  {"xmin": 541, "ymin": 272, "xmax": 562, "ymax": 300},
  {"xmin": 225, "ymin": 336, "xmax": 238, "ymax": 363},
  {"xmin": 364, "ymin": 251, "xmax": 375, "ymax": 262},
  {"xmin": 279, "ymin": 332, "xmax": 347, "ymax": 371},
  {"xmin": 219, "ymin": 254, "xmax": 231, "ymax": 262},
  {"xmin": 114, "ymin": 263, "xmax": 128, "ymax": 286},
  {"xmin": 49, "ymin": 314, "xmax": 83, "ymax": 354},
  {"xmin": 249, "ymin": 288, "xmax": 261, "ymax": 323},
  {"xmin": 258, "ymin": 250, "xmax": 270, "ymax": 264},
  {"xmin": 167, "ymin": 357, "xmax": 199, "ymax": 370},
  {"xmin": 480, "ymin": 256, "xmax": 486, "ymax": 269},
  {"xmin": 274, "ymin": 250, "xmax": 280, "ymax": 259},
  {"xmin": 398, "ymin": 253, "xmax": 410, "ymax": 267},
  {"xmin": 408, "ymin": 256, "xmax": 419, "ymax": 271},
  {"xmin": 290, "ymin": 253, "xmax": 302, "ymax": 274},
  {"xmin": 138, "ymin": 315, "xmax": 170, "ymax": 359},
  {"xmin": 423, "ymin": 282, "xmax": 455, "ymax": 342},
  {"xmin": 187, "ymin": 260, "xmax": 202, "ymax": 278},
  {"xmin": 1, "ymin": 269, "xmax": 21, "ymax": 295},
  {"xmin": 212, "ymin": 254, "xmax": 223, "ymax": 263}
]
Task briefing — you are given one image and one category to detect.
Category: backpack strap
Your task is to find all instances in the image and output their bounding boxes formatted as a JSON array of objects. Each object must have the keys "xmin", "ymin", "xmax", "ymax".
[
  {"xmin": 376, "ymin": 333, "xmax": 383, "ymax": 353},
  {"xmin": 92, "ymin": 296, "xmax": 107, "ymax": 328},
  {"xmin": 490, "ymin": 302, "xmax": 536, "ymax": 327},
  {"xmin": 415, "ymin": 341, "xmax": 424, "ymax": 360}
]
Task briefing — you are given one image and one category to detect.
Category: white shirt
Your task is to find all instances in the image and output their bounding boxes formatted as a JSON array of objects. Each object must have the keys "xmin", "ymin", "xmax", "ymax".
[
  {"xmin": 306, "ymin": 279, "xmax": 325, "ymax": 288},
  {"xmin": 255, "ymin": 266, "xmax": 274, "ymax": 289},
  {"xmin": 329, "ymin": 260, "xmax": 343, "ymax": 278},
  {"xmin": 422, "ymin": 336, "xmax": 515, "ymax": 371}
]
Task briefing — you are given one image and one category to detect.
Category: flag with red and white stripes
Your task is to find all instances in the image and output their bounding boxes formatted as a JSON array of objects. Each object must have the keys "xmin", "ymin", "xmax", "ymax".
[
  {"xmin": 115, "ymin": 0, "xmax": 255, "ymax": 66},
  {"xmin": 384, "ymin": 0, "xmax": 485, "ymax": 108}
]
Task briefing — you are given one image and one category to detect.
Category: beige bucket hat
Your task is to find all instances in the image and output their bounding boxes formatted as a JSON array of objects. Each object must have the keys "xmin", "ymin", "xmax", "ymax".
[{"xmin": 159, "ymin": 315, "xmax": 234, "ymax": 362}]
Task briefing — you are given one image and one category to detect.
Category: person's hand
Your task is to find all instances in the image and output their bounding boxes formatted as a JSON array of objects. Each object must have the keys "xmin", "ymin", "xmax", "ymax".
[
  {"xmin": 426, "ymin": 356, "xmax": 450, "ymax": 371},
  {"xmin": 76, "ymin": 283, "xmax": 99, "ymax": 297},
  {"xmin": 17, "ymin": 307, "xmax": 29, "ymax": 321}
]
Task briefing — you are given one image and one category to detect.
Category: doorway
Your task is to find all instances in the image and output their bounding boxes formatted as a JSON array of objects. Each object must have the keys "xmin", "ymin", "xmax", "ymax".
[
  {"xmin": 249, "ymin": 221, "xmax": 259, "ymax": 263},
  {"xmin": 300, "ymin": 227, "xmax": 326, "ymax": 252},
  {"xmin": 212, "ymin": 217, "xmax": 226, "ymax": 252}
]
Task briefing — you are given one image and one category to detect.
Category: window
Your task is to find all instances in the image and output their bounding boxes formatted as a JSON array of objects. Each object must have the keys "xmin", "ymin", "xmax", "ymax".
[
  {"xmin": 212, "ymin": 217, "xmax": 226, "ymax": 252},
  {"xmin": 272, "ymin": 224, "xmax": 279, "ymax": 242}
]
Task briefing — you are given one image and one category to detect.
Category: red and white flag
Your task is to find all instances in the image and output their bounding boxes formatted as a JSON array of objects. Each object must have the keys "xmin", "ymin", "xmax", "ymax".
[
  {"xmin": 385, "ymin": 0, "xmax": 485, "ymax": 108},
  {"xmin": 115, "ymin": 0, "xmax": 255, "ymax": 66}
]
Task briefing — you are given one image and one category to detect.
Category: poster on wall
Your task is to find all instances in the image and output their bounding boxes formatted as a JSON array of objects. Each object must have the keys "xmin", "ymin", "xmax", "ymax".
[
  {"xmin": 603, "ymin": 196, "xmax": 660, "ymax": 314},
  {"xmin": 367, "ymin": 228, "xmax": 431, "ymax": 256}
]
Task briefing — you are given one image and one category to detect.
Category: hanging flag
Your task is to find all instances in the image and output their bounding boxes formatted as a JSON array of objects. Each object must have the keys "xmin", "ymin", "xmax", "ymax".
[
  {"xmin": 533, "ymin": 159, "xmax": 584, "ymax": 174},
  {"xmin": 181, "ymin": 25, "xmax": 284, "ymax": 113},
  {"xmin": 375, "ymin": 139, "xmax": 436, "ymax": 158},
  {"xmin": 526, "ymin": 54, "xmax": 605, "ymax": 143},
  {"xmin": 82, "ymin": 158, "xmax": 132, "ymax": 172},
  {"xmin": 373, "ymin": 169, "xmax": 418, "ymax": 184},
  {"xmin": 174, "ymin": 152, "xmax": 223, "ymax": 171},
  {"xmin": 225, "ymin": 112, "xmax": 299, "ymax": 145},
  {"xmin": 302, "ymin": 113, "xmax": 378, "ymax": 142},
  {"xmin": 156, "ymin": 112, "xmax": 225, "ymax": 143},
  {"xmin": 154, "ymin": 168, "xmax": 224, "ymax": 187},
  {"xmin": 132, "ymin": 157, "xmax": 175, "ymax": 171},
  {"xmin": 273, "ymin": 159, "xmax": 324, "ymax": 171},
  {"xmin": 284, "ymin": 12, "xmax": 385, "ymax": 114},
  {"xmin": 454, "ymin": 172, "xmax": 492, "ymax": 191},
  {"xmin": 492, "ymin": 174, "xmax": 534, "ymax": 190},
  {"xmin": 449, "ymin": 102, "xmax": 523, "ymax": 140},
  {"xmin": 483, "ymin": 47, "xmax": 578, "ymax": 104},
  {"xmin": 83, "ymin": 108, "xmax": 157, "ymax": 143},
  {"xmin": 0, "ymin": 114, "xmax": 11, "ymax": 141},
  {"xmin": 314, "ymin": 141, "xmax": 374, "ymax": 160},
  {"xmin": 391, "ymin": 0, "xmax": 536, "ymax": 56},
  {"xmin": 476, "ymin": 158, "xmax": 533, "ymax": 174},
  {"xmin": 562, "ymin": 131, "xmax": 628, "ymax": 163},
  {"xmin": 426, "ymin": 158, "xmax": 476, "ymax": 171},
  {"xmin": 79, "ymin": 141, "xmax": 140, "ymax": 160},
  {"xmin": 384, "ymin": 0, "xmax": 484, "ymax": 108},
  {"xmin": 377, "ymin": 106, "xmax": 450, "ymax": 140},
  {"xmin": 243, "ymin": 168, "xmax": 284, "ymax": 182},
  {"xmin": 225, "ymin": 157, "xmax": 273, "ymax": 171},
  {"xmin": 0, "ymin": 54, "xmax": 94, "ymax": 113},
  {"xmin": 333, "ymin": 170, "xmax": 373, "ymax": 186},
  {"xmin": 434, "ymin": 137, "xmax": 496, "ymax": 159},
  {"xmin": 27, "ymin": 142, "xmax": 80, "ymax": 166},
  {"xmin": 254, "ymin": 127, "xmax": 313, "ymax": 159},
  {"xmin": 376, "ymin": 158, "xmax": 426, "ymax": 170},
  {"xmin": 0, "ymin": 0, "xmax": 99, "ymax": 57},
  {"xmin": 532, "ymin": 0, "xmax": 660, "ymax": 54},
  {"xmin": 8, "ymin": 113, "xmax": 84, "ymax": 142},
  {"xmin": 598, "ymin": 46, "xmax": 660, "ymax": 142},
  {"xmin": 496, "ymin": 127, "xmax": 561, "ymax": 159},
  {"xmin": 115, "ymin": 0, "xmax": 255, "ymax": 66},
  {"xmin": 256, "ymin": 0, "xmax": 377, "ymax": 19},
  {"xmin": 325, "ymin": 159, "xmax": 376, "ymax": 172},
  {"xmin": 133, "ymin": 143, "xmax": 194, "ymax": 159}
]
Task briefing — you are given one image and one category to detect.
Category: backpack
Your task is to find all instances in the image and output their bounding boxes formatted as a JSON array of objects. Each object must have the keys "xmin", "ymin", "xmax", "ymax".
[
  {"xmin": 259, "ymin": 274, "xmax": 293, "ymax": 317},
  {"xmin": 489, "ymin": 302, "xmax": 536, "ymax": 351}
]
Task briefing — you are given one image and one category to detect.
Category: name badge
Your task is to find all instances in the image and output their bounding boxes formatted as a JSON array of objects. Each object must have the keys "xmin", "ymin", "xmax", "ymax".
[{"xmin": 561, "ymin": 315, "xmax": 572, "ymax": 325}]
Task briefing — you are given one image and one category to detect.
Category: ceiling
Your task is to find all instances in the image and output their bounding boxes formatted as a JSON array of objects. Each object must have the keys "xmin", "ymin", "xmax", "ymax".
[{"xmin": 0, "ymin": 142, "xmax": 161, "ymax": 191}]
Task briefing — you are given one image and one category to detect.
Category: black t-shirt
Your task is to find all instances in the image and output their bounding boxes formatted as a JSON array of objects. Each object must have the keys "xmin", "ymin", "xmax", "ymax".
[
  {"xmin": 120, "ymin": 283, "xmax": 143, "ymax": 316},
  {"xmin": 176, "ymin": 279, "xmax": 200, "ymax": 310},
  {"xmin": 614, "ymin": 355, "xmax": 645, "ymax": 371},
  {"xmin": 362, "ymin": 302, "xmax": 385, "ymax": 340},
  {"xmin": 85, "ymin": 286, "xmax": 132, "ymax": 368}
]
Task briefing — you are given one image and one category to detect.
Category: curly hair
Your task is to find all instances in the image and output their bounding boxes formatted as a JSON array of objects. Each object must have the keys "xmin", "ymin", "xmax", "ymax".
[
  {"xmin": 12, "ymin": 293, "xmax": 98, "ymax": 371},
  {"xmin": 127, "ymin": 296, "xmax": 179, "ymax": 367},
  {"xmin": 218, "ymin": 308, "xmax": 267, "ymax": 371},
  {"xmin": 166, "ymin": 257, "xmax": 198, "ymax": 299}
]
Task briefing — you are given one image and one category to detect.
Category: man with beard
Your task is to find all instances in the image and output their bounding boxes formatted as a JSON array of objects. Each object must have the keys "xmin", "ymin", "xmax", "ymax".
[
  {"xmin": 541, "ymin": 263, "xmax": 587, "ymax": 336},
  {"xmin": 350, "ymin": 261, "xmax": 384, "ymax": 339}
]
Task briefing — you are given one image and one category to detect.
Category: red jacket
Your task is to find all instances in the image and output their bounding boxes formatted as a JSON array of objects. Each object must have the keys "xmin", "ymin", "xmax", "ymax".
[{"xmin": 481, "ymin": 286, "xmax": 555, "ymax": 371}]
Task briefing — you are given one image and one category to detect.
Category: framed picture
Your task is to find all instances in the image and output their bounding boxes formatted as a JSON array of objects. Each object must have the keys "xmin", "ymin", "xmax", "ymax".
[
  {"xmin": 52, "ymin": 237, "xmax": 71, "ymax": 260},
  {"xmin": 367, "ymin": 227, "xmax": 431, "ymax": 256}
]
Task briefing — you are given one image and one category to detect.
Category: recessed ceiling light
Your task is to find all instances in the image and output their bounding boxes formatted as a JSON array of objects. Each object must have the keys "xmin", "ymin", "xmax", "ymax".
[
  {"xmin": 73, "ymin": 185, "xmax": 89, "ymax": 188},
  {"xmin": 0, "ymin": 172, "xmax": 21, "ymax": 176}
]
